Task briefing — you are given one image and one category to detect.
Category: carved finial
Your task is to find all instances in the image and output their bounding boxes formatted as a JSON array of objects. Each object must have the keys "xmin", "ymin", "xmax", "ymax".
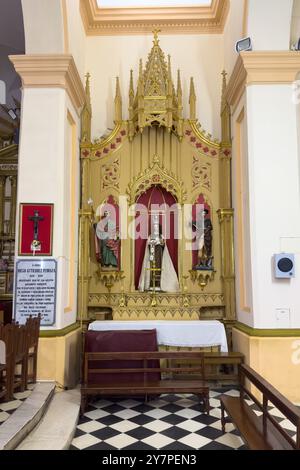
[
  {"xmin": 168, "ymin": 55, "xmax": 171, "ymax": 77},
  {"xmin": 81, "ymin": 72, "xmax": 92, "ymax": 142},
  {"xmin": 85, "ymin": 72, "xmax": 91, "ymax": 107},
  {"xmin": 115, "ymin": 76, "xmax": 121, "ymax": 99},
  {"xmin": 153, "ymin": 154, "xmax": 160, "ymax": 164},
  {"xmin": 221, "ymin": 69, "xmax": 228, "ymax": 108},
  {"xmin": 177, "ymin": 70, "xmax": 182, "ymax": 101},
  {"xmin": 129, "ymin": 69, "xmax": 134, "ymax": 99},
  {"xmin": 221, "ymin": 70, "xmax": 231, "ymax": 143},
  {"xmin": 167, "ymin": 55, "xmax": 173, "ymax": 96},
  {"xmin": 114, "ymin": 76, "xmax": 122, "ymax": 123},
  {"xmin": 189, "ymin": 77, "xmax": 196, "ymax": 121},
  {"xmin": 153, "ymin": 29, "xmax": 161, "ymax": 46}
]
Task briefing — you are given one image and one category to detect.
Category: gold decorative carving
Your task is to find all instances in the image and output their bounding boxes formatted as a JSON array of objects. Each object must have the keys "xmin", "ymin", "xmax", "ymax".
[
  {"xmin": 96, "ymin": 270, "xmax": 125, "ymax": 293},
  {"xmin": 80, "ymin": 0, "xmax": 230, "ymax": 35},
  {"xmin": 186, "ymin": 121, "xmax": 220, "ymax": 154},
  {"xmin": 127, "ymin": 155, "xmax": 187, "ymax": 204},
  {"xmin": 192, "ymin": 156, "xmax": 211, "ymax": 191},
  {"xmin": 78, "ymin": 33, "xmax": 236, "ymax": 326},
  {"xmin": 81, "ymin": 124, "xmax": 127, "ymax": 160},
  {"xmin": 88, "ymin": 292, "xmax": 224, "ymax": 308},
  {"xmin": 112, "ymin": 308, "xmax": 200, "ymax": 321},
  {"xmin": 128, "ymin": 32, "xmax": 184, "ymax": 140},
  {"xmin": 101, "ymin": 158, "xmax": 120, "ymax": 190},
  {"xmin": 189, "ymin": 269, "xmax": 216, "ymax": 291},
  {"xmin": 81, "ymin": 73, "xmax": 92, "ymax": 143},
  {"xmin": 181, "ymin": 275, "xmax": 190, "ymax": 308}
]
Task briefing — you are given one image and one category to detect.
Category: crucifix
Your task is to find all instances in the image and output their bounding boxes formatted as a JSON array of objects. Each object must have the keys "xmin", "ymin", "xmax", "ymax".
[{"xmin": 29, "ymin": 210, "xmax": 44, "ymax": 242}]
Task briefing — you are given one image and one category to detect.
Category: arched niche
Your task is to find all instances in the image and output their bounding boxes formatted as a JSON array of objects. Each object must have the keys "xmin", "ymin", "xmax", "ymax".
[{"xmin": 134, "ymin": 185, "xmax": 179, "ymax": 290}]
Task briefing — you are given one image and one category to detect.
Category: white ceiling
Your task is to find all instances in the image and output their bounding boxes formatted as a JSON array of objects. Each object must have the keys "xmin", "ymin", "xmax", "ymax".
[{"xmin": 97, "ymin": 1, "xmax": 212, "ymax": 8}]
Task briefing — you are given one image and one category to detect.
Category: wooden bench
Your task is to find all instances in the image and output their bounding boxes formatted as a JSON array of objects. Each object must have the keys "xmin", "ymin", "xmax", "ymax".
[
  {"xmin": 81, "ymin": 351, "xmax": 209, "ymax": 415},
  {"xmin": 220, "ymin": 364, "xmax": 300, "ymax": 450}
]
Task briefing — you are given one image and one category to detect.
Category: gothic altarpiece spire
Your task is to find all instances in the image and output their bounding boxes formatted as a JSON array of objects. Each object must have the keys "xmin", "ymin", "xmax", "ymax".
[{"xmin": 79, "ymin": 32, "xmax": 235, "ymax": 337}]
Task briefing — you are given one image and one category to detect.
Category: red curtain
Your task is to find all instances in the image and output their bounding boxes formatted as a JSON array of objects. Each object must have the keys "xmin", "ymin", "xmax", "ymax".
[{"xmin": 135, "ymin": 185, "xmax": 178, "ymax": 289}]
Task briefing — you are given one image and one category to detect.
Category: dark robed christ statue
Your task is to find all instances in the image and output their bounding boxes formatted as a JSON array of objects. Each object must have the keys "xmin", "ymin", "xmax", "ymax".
[{"xmin": 29, "ymin": 210, "xmax": 44, "ymax": 250}]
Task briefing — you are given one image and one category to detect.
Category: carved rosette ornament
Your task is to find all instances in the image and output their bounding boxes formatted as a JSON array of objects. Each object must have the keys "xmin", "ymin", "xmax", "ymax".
[
  {"xmin": 101, "ymin": 158, "xmax": 120, "ymax": 190},
  {"xmin": 192, "ymin": 156, "xmax": 211, "ymax": 191}
]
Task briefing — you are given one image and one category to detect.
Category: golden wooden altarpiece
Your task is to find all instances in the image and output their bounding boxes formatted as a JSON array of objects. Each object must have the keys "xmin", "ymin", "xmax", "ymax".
[{"xmin": 79, "ymin": 33, "xmax": 234, "ymax": 337}]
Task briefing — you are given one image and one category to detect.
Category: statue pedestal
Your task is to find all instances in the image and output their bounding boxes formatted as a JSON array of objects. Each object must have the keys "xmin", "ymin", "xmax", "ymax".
[{"xmin": 189, "ymin": 269, "xmax": 216, "ymax": 290}]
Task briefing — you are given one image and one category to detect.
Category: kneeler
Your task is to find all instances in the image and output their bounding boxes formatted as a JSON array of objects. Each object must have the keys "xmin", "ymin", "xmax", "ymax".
[{"xmin": 84, "ymin": 329, "xmax": 161, "ymax": 397}]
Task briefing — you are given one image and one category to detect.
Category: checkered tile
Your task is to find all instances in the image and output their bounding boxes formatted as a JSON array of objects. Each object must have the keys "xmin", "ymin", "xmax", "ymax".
[
  {"xmin": 0, "ymin": 385, "xmax": 34, "ymax": 426},
  {"xmin": 73, "ymin": 387, "xmax": 298, "ymax": 451}
]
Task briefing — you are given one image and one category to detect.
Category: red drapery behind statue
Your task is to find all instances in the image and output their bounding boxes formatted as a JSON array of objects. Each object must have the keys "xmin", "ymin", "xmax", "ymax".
[{"xmin": 135, "ymin": 185, "xmax": 178, "ymax": 289}]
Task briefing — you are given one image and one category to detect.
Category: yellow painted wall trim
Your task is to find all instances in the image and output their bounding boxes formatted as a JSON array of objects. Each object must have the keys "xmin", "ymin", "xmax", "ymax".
[
  {"xmin": 61, "ymin": 0, "xmax": 70, "ymax": 54},
  {"xmin": 226, "ymin": 51, "xmax": 300, "ymax": 109},
  {"xmin": 225, "ymin": 54, "xmax": 247, "ymax": 112},
  {"xmin": 9, "ymin": 54, "xmax": 85, "ymax": 116},
  {"xmin": 65, "ymin": 110, "xmax": 77, "ymax": 313},
  {"xmin": 242, "ymin": 0, "xmax": 248, "ymax": 37},
  {"xmin": 80, "ymin": 0, "xmax": 229, "ymax": 35},
  {"xmin": 39, "ymin": 322, "xmax": 81, "ymax": 338},
  {"xmin": 234, "ymin": 322, "xmax": 300, "ymax": 338}
]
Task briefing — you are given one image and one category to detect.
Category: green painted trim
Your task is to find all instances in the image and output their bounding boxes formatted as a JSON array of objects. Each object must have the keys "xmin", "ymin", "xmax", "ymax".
[
  {"xmin": 234, "ymin": 322, "xmax": 300, "ymax": 338},
  {"xmin": 39, "ymin": 322, "xmax": 81, "ymax": 338}
]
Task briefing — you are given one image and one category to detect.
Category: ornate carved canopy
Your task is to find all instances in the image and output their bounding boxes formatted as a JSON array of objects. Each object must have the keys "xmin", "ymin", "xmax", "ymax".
[{"xmin": 128, "ymin": 31, "xmax": 185, "ymax": 141}]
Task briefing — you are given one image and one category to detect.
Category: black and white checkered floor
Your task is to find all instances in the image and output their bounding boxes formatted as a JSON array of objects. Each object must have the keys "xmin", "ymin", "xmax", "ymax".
[
  {"xmin": 70, "ymin": 388, "xmax": 298, "ymax": 450},
  {"xmin": 0, "ymin": 385, "xmax": 34, "ymax": 426}
]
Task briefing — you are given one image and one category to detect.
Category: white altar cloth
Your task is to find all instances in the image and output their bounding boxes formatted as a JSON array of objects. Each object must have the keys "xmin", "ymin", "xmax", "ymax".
[{"xmin": 88, "ymin": 320, "xmax": 228, "ymax": 352}]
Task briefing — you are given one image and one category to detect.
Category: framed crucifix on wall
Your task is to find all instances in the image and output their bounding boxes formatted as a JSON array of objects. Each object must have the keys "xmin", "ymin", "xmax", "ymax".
[{"xmin": 18, "ymin": 203, "xmax": 54, "ymax": 256}]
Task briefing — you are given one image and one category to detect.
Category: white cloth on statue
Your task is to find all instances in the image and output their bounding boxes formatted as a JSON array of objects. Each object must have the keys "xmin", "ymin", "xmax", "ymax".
[{"xmin": 138, "ymin": 238, "xmax": 179, "ymax": 292}]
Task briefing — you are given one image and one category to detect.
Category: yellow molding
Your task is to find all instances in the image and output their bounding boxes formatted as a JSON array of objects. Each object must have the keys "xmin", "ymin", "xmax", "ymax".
[
  {"xmin": 234, "ymin": 322, "xmax": 300, "ymax": 338},
  {"xmin": 9, "ymin": 54, "xmax": 85, "ymax": 116},
  {"xmin": 242, "ymin": 0, "xmax": 248, "ymax": 37},
  {"xmin": 226, "ymin": 51, "xmax": 300, "ymax": 110},
  {"xmin": 80, "ymin": 0, "xmax": 229, "ymax": 35},
  {"xmin": 61, "ymin": 0, "xmax": 70, "ymax": 54},
  {"xmin": 225, "ymin": 55, "xmax": 247, "ymax": 111}
]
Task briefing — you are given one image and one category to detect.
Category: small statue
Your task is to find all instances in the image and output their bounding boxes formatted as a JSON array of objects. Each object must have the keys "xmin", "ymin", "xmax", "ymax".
[
  {"xmin": 193, "ymin": 209, "xmax": 213, "ymax": 269},
  {"xmin": 95, "ymin": 210, "xmax": 120, "ymax": 269}
]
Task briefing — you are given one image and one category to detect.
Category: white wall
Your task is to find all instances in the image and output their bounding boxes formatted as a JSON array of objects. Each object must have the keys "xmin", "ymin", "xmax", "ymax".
[
  {"xmin": 231, "ymin": 95, "xmax": 254, "ymax": 327},
  {"xmin": 85, "ymin": 34, "xmax": 223, "ymax": 141},
  {"xmin": 246, "ymin": 84, "xmax": 300, "ymax": 329},
  {"xmin": 21, "ymin": 0, "xmax": 64, "ymax": 54},
  {"xmin": 223, "ymin": 0, "xmax": 245, "ymax": 76},
  {"xmin": 291, "ymin": 0, "xmax": 300, "ymax": 46},
  {"xmin": 247, "ymin": 0, "xmax": 293, "ymax": 50},
  {"xmin": 16, "ymin": 87, "xmax": 80, "ymax": 329},
  {"xmin": 65, "ymin": 0, "xmax": 86, "ymax": 80}
]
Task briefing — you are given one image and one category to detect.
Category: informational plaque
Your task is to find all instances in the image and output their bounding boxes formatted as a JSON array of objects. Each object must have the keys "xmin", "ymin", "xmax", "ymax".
[{"xmin": 14, "ymin": 259, "xmax": 57, "ymax": 326}]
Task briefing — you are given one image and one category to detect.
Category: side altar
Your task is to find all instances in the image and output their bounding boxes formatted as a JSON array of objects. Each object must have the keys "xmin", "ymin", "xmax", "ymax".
[{"xmin": 78, "ymin": 32, "xmax": 235, "ymax": 339}]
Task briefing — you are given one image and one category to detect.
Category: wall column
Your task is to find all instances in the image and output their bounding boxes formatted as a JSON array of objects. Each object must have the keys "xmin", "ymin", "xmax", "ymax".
[
  {"xmin": 226, "ymin": 51, "xmax": 300, "ymax": 401},
  {"xmin": 10, "ymin": 54, "xmax": 85, "ymax": 387}
]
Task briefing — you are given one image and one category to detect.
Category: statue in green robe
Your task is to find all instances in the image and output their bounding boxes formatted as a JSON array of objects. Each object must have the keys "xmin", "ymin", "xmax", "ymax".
[{"xmin": 95, "ymin": 211, "xmax": 119, "ymax": 269}]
